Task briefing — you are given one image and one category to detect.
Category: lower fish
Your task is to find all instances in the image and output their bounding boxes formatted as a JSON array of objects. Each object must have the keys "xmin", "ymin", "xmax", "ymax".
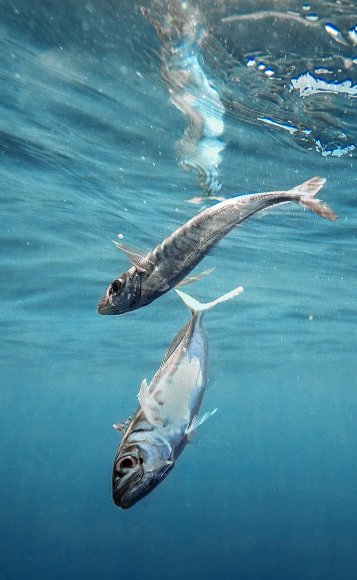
[
  {"xmin": 112, "ymin": 284, "xmax": 243, "ymax": 509},
  {"xmin": 97, "ymin": 177, "xmax": 336, "ymax": 315}
]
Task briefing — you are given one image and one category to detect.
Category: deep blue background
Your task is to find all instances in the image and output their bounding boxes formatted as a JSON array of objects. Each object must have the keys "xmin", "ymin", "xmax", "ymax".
[{"xmin": 1, "ymin": 1, "xmax": 356, "ymax": 579}]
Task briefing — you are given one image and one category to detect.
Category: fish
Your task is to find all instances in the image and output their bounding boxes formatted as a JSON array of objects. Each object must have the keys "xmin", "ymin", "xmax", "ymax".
[
  {"xmin": 97, "ymin": 176, "xmax": 336, "ymax": 315},
  {"xmin": 112, "ymin": 283, "xmax": 243, "ymax": 509}
]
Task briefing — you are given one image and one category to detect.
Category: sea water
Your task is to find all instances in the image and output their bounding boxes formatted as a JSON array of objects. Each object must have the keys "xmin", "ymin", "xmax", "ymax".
[{"xmin": 1, "ymin": 1, "xmax": 356, "ymax": 579}]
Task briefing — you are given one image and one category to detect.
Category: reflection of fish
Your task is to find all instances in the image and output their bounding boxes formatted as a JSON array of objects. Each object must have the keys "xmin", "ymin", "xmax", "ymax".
[
  {"xmin": 142, "ymin": 0, "xmax": 225, "ymax": 194},
  {"xmin": 112, "ymin": 284, "xmax": 243, "ymax": 509},
  {"xmin": 97, "ymin": 177, "xmax": 336, "ymax": 316}
]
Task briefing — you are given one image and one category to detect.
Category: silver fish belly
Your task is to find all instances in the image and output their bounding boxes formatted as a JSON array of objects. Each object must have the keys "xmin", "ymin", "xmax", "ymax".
[
  {"xmin": 97, "ymin": 176, "xmax": 336, "ymax": 315},
  {"xmin": 112, "ymin": 285, "xmax": 243, "ymax": 509}
]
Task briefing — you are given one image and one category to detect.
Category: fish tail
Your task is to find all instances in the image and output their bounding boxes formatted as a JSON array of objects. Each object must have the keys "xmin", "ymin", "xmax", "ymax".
[
  {"xmin": 289, "ymin": 177, "xmax": 337, "ymax": 221},
  {"xmin": 175, "ymin": 285, "xmax": 243, "ymax": 315}
]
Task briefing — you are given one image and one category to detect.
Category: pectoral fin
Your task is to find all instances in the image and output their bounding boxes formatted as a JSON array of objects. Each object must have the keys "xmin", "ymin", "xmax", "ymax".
[
  {"xmin": 113, "ymin": 241, "xmax": 153, "ymax": 274},
  {"xmin": 138, "ymin": 379, "xmax": 165, "ymax": 427},
  {"xmin": 176, "ymin": 267, "xmax": 215, "ymax": 288},
  {"xmin": 185, "ymin": 408, "xmax": 218, "ymax": 440}
]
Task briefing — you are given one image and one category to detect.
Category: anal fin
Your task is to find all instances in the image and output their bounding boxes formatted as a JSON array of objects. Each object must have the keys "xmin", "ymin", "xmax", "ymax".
[{"xmin": 176, "ymin": 267, "xmax": 215, "ymax": 288}]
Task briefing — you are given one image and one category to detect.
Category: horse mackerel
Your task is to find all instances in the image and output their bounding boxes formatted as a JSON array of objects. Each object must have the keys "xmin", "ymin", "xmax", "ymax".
[
  {"xmin": 97, "ymin": 176, "xmax": 336, "ymax": 315},
  {"xmin": 112, "ymin": 284, "xmax": 243, "ymax": 509}
]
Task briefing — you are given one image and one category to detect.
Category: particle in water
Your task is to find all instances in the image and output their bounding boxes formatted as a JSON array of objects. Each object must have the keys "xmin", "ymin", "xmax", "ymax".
[{"xmin": 348, "ymin": 25, "xmax": 357, "ymax": 45}]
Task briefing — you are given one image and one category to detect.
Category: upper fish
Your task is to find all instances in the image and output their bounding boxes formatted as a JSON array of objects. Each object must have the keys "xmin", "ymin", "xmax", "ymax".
[
  {"xmin": 97, "ymin": 177, "xmax": 336, "ymax": 315},
  {"xmin": 112, "ymin": 283, "xmax": 243, "ymax": 509}
]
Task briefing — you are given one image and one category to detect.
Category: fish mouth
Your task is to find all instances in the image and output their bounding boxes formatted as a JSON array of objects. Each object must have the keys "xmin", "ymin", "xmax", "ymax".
[
  {"xmin": 113, "ymin": 483, "xmax": 140, "ymax": 510},
  {"xmin": 112, "ymin": 462, "xmax": 175, "ymax": 509},
  {"xmin": 97, "ymin": 294, "xmax": 134, "ymax": 315},
  {"xmin": 112, "ymin": 472, "xmax": 145, "ymax": 509},
  {"xmin": 112, "ymin": 449, "xmax": 145, "ymax": 508},
  {"xmin": 97, "ymin": 294, "xmax": 113, "ymax": 315},
  {"xmin": 97, "ymin": 294, "xmax": 125, "ymax": 315}
]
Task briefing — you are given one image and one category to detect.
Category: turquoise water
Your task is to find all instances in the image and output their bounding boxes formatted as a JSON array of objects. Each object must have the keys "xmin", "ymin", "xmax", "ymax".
[{"xmin": 1, "ymin": 1, "xmax": 356, "ymax": 579}]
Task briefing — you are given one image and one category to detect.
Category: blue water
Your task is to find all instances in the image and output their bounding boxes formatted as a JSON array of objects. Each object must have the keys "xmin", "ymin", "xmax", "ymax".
[{"xmin": 1, "ymin": 1, "xmax": 356, "ymax": 579}]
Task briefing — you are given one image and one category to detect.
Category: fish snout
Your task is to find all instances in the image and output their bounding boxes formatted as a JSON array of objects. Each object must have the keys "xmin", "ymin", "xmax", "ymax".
[
  {"xmin": 97, "ymin": 294, "xmax": 111, "ymax": 314},
  {"xmin": 112, "ymin": 450, "xmax": 144, "ymax": 509},
  {"xmin": 97, "ymin": 278, "xmax": 121, "ymax": 314}
]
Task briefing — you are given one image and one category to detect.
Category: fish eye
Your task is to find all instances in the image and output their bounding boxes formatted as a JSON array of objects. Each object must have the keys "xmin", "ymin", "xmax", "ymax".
[
  {"xmin": 108, "ymin": 279, "xmax": 123, "ymax": 296},
  {"xmin": 117, "ymin": 455, "xmax": 139, "ymax": 472}
]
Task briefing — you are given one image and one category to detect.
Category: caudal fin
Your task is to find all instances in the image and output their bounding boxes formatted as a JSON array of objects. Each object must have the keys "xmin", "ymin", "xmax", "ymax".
[
  {"xmin": 289, "ymin": 177, "xmax": 337, "ymax": 221},
  {"xmin": 175, "ymin": 285, "xmax": 243, "ymax": 315}
]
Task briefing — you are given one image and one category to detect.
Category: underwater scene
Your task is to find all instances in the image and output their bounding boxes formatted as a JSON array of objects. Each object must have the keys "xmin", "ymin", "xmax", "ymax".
[{"xmin": 1, "ymin": 0, "xmax": 356, "ymax": 578}]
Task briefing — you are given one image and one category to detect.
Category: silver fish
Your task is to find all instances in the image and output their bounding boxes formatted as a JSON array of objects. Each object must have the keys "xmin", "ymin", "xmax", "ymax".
[
  {"xmin": 112, "ymin": 284, "xmax": 243, "ymax": 509},
  {"xmin": 98, "ymin": 177, "xmax": 336, "ymax": 315}
]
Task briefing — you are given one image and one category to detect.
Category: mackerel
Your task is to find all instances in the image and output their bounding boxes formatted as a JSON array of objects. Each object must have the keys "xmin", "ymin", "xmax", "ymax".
[
  {"xmin": 112, "ymin": 284, "xmax": 243, "ymax": 508},
  {"xmin": 98, "ymin": 177, "xmax": 336, "ymax": 315}
]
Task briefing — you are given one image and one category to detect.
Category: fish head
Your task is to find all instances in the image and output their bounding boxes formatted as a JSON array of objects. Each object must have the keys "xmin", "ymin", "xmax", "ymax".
[
  {"xmin": 112, "ymin": 436, "xmax": 174, "ymax": 509},
  {"xmin": 97, "ymin": 269, "xmax": 141, "ymax": 315}
]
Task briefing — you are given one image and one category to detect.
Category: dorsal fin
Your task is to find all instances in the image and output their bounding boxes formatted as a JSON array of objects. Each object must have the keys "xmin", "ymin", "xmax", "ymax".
[
  {"xmin": 112, "ymin": 241, "xmax": 153, "ymax": 273},
  {"xmin": 112, "ymin": 416, "xmax": 133, "ymax": 432},
  {"xmin": 152, "ymin": 319, "xmax": 194, "ymax": 382}
]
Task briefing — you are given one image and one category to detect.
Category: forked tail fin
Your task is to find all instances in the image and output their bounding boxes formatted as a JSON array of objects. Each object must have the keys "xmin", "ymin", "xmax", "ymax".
[
  {"xmin": 289, "ymin": 177, "xmax": 337, "ymax": 221},
  {"xmin": 175, "ymin": 285, "xmax": 243, "ymax": 316}
]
